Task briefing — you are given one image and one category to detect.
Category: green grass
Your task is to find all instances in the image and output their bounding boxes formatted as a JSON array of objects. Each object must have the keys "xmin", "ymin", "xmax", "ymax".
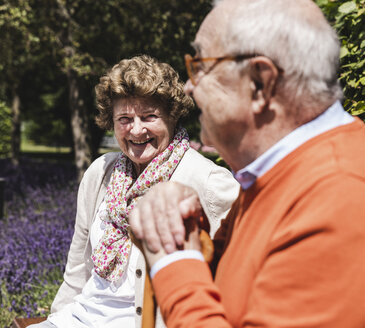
[
  {"xmin": 18, "ymin": 140, "xmax": 121, "ymax": 165},
  {"xmin": 21, "ymin": 143, "xmax": 71, "ymax": 153},
  {"xmin": 21, "ymin": 139, "xmax": 71, "ymax": 153},
  {"xmin": 19, "ymin": 139, "xmax": 74, "ymax": 163},
  {"xmin": 99, "ymin": 147, "xmax": 120, "ymax": 154},
  {"xmin": 21, "ymin": 139, "xmax": 119, "ymax": 156}
]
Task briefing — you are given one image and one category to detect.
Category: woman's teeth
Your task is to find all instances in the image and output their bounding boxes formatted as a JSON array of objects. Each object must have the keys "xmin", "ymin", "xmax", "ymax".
[{"xmin": 131, "ymin": 139, "xmax": 152, "ymax": 145}]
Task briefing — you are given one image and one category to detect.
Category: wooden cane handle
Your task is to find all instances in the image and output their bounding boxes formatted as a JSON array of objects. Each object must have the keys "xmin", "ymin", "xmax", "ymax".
[
  {"xmin": 199, "ymin": 229, "xmax": 214, "ymax": 263},
  {"xmin": 141, "ymin": 272, "xmax": 156, "ymax": 328},
  {"xmin": 129, "ymin": 221, "xmax": 214, "ymax": 328},
  {"xmin": 129, "ymin": 232, "xmax": 156, "ymax": 328}
]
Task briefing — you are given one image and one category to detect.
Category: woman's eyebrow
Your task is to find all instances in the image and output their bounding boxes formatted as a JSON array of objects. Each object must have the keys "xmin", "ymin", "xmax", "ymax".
[
  {"xmin": 113, "ymin": 112, "xmax": 129, "ymax": 116},
  {"xmin": 113, "ymin": 108, "xmax": 159, "ymax": 117}
]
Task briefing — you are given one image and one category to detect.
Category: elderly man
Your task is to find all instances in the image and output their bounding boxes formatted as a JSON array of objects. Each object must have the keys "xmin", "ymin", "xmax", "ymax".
[{"xmin": 130, "ymin": 0, "xmax": 365, "ymax": 327}]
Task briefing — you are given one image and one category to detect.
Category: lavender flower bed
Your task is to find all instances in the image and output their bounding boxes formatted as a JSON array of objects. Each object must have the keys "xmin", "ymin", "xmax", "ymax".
[{"xmin": 0, "ymin": 158, "xmax": 77, "ymax": 327}]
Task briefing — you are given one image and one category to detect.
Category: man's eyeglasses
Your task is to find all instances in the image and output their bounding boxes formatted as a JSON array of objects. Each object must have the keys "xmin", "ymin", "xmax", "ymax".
[{"xmin": 184, "ymin": 53, "xmax": 283, "ymax": 86}]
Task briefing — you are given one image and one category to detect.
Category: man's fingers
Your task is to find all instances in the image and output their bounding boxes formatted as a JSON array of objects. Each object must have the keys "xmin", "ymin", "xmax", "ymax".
[
  {"xmin": 129, "ymin": 182, "xmax": 203, "ymax": 255},
  {"xmin": 130, "ymin": 199, "xmax": 162, "ymax": 253},
  {"xmin": 139, "ymin": 200, "xmax": 163, "ymax": 253},
  {"xmin": 153, "ymin": 186, "xmax": 185, "ymax": 253},
  {"xmin": 169, "ymin": 211, "xmax": 185, "ymax": 247},
  {"xmin": 129, "ymin": 207, "xmax": 143, "ymax": 239},
  {"xmin": 163, "ymin": 202, "xmax": 185, "ymax": 251},
  {"xmin": 154, "ymin": 201, "xmax": 178, "ymax": 253},
  {"xmin": 179, "ymin": 193, "xmax": 202, "ymax": 218}
]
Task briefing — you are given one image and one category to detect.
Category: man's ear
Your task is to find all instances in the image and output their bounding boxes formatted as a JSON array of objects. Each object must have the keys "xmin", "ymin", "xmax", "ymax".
[{"xmin": 248, "ymin": 57, "xmax": 280, "ymax": 114}]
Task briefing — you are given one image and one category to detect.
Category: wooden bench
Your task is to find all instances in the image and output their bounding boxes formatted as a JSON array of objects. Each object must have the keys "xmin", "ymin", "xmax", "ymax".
[{"xmin": 12, "ymin": 317, "xmax": 47, "ymax": 328}]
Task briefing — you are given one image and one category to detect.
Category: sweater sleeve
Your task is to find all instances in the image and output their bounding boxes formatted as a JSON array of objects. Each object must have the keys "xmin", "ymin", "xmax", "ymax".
[
  {"xmin": 153, "ymin": 259, "xmax": 231, "ymax": 328},
  {"xmin": 171, "ymin": 149, "xmax": 240, "ymax": 238},
  {"xmin": 152, "ymin": 175, "xmax": 365, "ymax": 327},
  {"xmin": 50, "ymin": 178, "xmax": 91, "ymax": 313},
  {"xmin": 50, "ymin": 153, "xmax": 117, "ymax": 313},
  {"xmin": 201, "ymin": 165, "xmax": 240, "ymax": 237}
]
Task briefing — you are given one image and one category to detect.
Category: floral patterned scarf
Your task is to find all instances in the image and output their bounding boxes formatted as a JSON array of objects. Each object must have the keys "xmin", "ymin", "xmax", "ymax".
[{"xmin": 91, "ymin": 127, "xmax": 189, "ymax": 282}]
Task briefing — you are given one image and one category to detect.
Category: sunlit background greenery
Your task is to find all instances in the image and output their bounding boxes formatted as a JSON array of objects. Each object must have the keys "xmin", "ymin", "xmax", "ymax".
[
  {"xmin": 0, "ymin": 1, "xmax": 364, "ymax": 326},
  {"xmin": 0, "ymin": 0, "xmax": 364, "ymax": 175}
]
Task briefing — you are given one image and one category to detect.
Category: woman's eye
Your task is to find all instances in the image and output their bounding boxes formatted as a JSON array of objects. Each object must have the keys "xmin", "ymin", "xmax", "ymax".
[
  {"xmin": 144, "ymin": 115, "xmax": 157, "ymax": 121},
  {"xmin": 118, "ymin": 117, "xmax": 130, "ymax": 124}
]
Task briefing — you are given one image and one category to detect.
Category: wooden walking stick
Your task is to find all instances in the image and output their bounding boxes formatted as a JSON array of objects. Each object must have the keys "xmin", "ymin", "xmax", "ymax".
[
  {"xmin": 130, "ymin": 215, "xmax": 214, "ymax": 328},
  {"xmin": 129, "ymin": 232, "xmax": 157, "ymax": 328}
]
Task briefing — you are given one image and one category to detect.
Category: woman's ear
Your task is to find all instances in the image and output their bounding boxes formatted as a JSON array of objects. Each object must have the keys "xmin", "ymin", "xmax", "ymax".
[{"xmin": 249, "ymin": 57, "xmax": 280, "ymax": 114}]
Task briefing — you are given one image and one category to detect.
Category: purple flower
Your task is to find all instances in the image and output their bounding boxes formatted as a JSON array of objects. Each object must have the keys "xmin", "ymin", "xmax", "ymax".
[{"xmin": 0, "ymin": 158, "xmax": 77, "ymax": 325}]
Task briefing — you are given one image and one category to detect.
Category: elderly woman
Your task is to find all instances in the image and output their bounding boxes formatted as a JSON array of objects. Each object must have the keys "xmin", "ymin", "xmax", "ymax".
[{"xmin": 29, "ymin": 55, "xmax": 239, "ymax": 328}]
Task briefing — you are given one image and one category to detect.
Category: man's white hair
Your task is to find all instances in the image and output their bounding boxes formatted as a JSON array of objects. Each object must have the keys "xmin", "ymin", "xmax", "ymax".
[{"xmin": 223, "ymin": 0, "xmax": 343, "ymax": 114}]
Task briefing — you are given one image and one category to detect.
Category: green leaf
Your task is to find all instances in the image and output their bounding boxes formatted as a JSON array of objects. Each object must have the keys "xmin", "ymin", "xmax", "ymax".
[
  {"xmin": 338, "ymin": 1, "xmax": 357, "ymax": 14},
  {"xmin": 340, "ymin": 46, "xmax": 349, "ymax": 58},
  {"xmin": 356, "ymin": 76, "xmax": 365, "ymax": 86},
  {"xmin": 348, "ymin": 79, "xmax": 357, "ymax": 87},
  {"xmin": 351, "ymin": 101, "xmax": 365, "ymax": 116},
  {"xmin": 316, "ymin": 0, "xmax": 329, "ymax": 7}
]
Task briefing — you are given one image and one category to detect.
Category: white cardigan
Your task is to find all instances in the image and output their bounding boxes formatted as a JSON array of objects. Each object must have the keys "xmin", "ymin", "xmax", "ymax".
[{"xmin": 51, "ymin": 149, "xmax": 240, "ymax": 327}]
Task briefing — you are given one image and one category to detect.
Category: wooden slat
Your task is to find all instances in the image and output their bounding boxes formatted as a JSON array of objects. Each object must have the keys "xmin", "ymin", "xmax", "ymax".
[{"xmin": 12, "ymin": 317, "xmax": 47, "ymax": 328}]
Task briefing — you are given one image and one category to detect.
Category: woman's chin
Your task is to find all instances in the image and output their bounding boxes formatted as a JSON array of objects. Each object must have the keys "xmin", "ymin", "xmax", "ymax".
[{"xmin": 127, "ymin": 150, "xmax": 156, "ymax": 167}]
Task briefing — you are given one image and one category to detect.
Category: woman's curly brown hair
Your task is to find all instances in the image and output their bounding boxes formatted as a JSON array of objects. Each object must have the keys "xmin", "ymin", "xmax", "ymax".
[{"xmin": 95, "ymin": 55, "xmax": 194, "ymax": 130}]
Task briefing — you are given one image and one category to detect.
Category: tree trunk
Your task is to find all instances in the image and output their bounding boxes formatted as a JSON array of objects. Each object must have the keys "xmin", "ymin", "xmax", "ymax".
[
  {"xmin": 11, "ymin": 89, "xmax": 21, "ymax": 166},
  {"xmin": 68, "ymin": 69, "xmax": 92, "ymax": 182},
  {"xmin": 54, "ymin": 1, "xmax": 93, "ymax": 182}
]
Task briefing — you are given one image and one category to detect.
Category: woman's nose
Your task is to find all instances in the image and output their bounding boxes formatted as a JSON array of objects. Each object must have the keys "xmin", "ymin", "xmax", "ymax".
[{"xmin": 130, "ymin": 119, "xmax": 146, "ymax": 136}]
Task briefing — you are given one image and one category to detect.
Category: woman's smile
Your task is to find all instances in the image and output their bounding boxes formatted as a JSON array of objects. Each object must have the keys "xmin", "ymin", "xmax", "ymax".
[{"xmin": 129, "ymin": 138, "xmax": 154, "ymax": 145}]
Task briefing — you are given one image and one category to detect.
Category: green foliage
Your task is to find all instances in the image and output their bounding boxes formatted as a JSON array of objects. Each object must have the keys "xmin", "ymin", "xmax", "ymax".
[
  {"xmin": 0, "ymin": 101, "xmax": 11, "ymax": 157},
  {"xmin": 1, "ymin": 0, "xmax": 211, "ymax": 148},
  {"xmin": 22, "ymin": 87, "xmax": 72, "ymax": 147},
  {"xmin": 315, "ymin": 0, "xmax": 365, "ymax": 117},
  {"xmin": 0, "ymin": 1, "xmax": 40, "ymax": 84},
  {"xmin": 23, "ymin": 119, "xmax": 69, "ymax": 147},
  {"xmin": 1, "ymin": 0, "xmax": 363, "ymax": 153}
]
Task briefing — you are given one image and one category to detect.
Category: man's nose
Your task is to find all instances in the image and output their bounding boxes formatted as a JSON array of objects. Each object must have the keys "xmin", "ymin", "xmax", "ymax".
[{"xmin": 184, "ymin": 79, "xmax": 194, "ymax": 97}]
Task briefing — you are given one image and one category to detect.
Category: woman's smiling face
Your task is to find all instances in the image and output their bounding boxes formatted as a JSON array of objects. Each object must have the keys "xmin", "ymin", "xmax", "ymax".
[{"xmin": 113, "ymin": 97, "xmax": 175, "ymax": 175}]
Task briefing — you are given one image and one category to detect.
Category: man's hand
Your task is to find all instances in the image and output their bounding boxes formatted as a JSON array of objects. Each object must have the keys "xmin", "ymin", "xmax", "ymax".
[
  {"xmin": 136, "ymin": 218, "xmax": 202, "ymax": 269},
  {"xmin": 129, "ymin": 181, "xmax": 202, "ymax": 254}
]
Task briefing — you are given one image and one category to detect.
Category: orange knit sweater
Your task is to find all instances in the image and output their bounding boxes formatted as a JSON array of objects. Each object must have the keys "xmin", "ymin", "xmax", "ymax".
[{"xmin": 153, "ymin": 119, "xmax": 365, "ymax": 328}]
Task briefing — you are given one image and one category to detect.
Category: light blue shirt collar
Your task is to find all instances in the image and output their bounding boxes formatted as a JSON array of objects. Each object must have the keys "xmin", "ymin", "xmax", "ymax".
[{"xmin": 234, "ymin": 101, "xmax": 354, "ymax": 190}]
